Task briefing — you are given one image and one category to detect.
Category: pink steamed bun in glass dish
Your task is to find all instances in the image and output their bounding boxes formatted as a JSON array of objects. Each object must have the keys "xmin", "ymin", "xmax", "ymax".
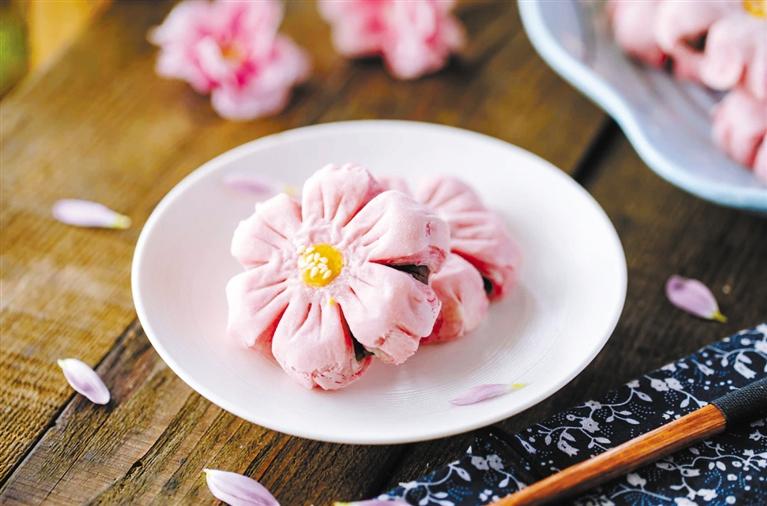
[
  {"xmin": 608, "ymin": 0, "xmax": 742, "ymax": 82},
  {"xmin": 699, "ymin": 6, "xmax": 767, "ymax": 100},
  {"xmin": 607, "ymin": 0, "xmax": 767, "ymax": 181},
  {"xmin": 712, "ymin": 88, "xmax": 767, "ymax": 183},
  {"xmin": 226, "ymin": 164, "xmax": 450, "ymax": 390}
]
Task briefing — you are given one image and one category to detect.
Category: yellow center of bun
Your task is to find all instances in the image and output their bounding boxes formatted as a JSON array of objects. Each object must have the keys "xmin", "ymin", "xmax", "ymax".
[
  {"xmin": 744, "ymin": 0, "xmax": 766, "ymax": 17},
  {"xmin": 298, "ymin": 244, "xmax": 343, "ymax": 287}
]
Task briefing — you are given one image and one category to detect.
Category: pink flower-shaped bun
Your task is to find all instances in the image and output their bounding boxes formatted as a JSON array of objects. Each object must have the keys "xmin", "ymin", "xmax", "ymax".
[
  {"xmin": 607, "ymin": 0, "xmax": 666, "ymax": 68},
  {"xmin": 700, "ymin": 11, "xmax": 767, "ymax": 100},
  {"xmin": 318, "ymin": 0, "xmax": 465, "ymax": 80},
  {"xmin": 382, "ymin": 175, "xmax": 519, "ymax": 343},
  {"xmin": 755, "ymin": 140, "xmax": 767, "ymax": 183},
  {"xmin": 608, "ymin": 0, "xmax": 736, "ymax": 80},
  {"xmin": 149, "ymin": 0, "xmax": 310, "ymax": 120},
  {"xmin": 653, "ymin": 0, "xmax": 737, "ymax": 81},
  {"xmin": 424, "ymin": 253, "xmax": 489, "ymax": 344},
  {"xmin": 414, "ymin": 177, "xmax": 520, "ymax": 299},
  {"xmin": 712, "ymin": 88, "xmax": 767, "ymax": 183},
  {"xmin": 227, "ymin": 164, "xmax": 450, "ymax": 389}
]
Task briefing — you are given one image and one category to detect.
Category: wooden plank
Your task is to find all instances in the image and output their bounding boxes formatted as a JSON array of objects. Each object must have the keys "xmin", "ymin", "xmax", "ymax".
[
  {"xmin": 378, "ymin": 132, "xmax": 767, "ymax": 493},
  {"xmin": 0, "ymin": 0, "xmax": 605, "ymax": 503}
]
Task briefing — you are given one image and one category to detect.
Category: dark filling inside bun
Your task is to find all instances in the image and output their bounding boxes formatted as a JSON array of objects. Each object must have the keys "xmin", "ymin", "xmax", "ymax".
[
  {"xmin": 353, "ymin": 336, "xmax": 372, "ymax": 361},
  {"xmin": 683, "ymin": 33, "xmax": 707, "ymax": 52},
  {"xmin": 389, "ymin": 264, "xmax": 431, "ymax": 285},
  {"xmin": 482, "ymin": 276, "xmax": 494, "ymax": 295}
]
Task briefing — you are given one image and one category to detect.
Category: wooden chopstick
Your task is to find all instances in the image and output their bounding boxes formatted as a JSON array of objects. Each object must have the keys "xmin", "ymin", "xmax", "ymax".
[{"xmin": 491, "ymin": 377, "xmax": 767, "ymax": 506}]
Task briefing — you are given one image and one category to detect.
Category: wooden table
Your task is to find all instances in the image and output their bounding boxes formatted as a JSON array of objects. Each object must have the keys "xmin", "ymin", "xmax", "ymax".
[{"xmin": 2, "ymin": 1, "xmax": 766, "ymax": 504}]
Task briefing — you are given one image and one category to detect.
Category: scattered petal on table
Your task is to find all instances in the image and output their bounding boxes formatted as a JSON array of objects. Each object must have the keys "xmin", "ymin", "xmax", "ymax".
[
  {"xmin": 450, "ymin": 383, "xmax": 525, "ymax": 406},
  {"xmin": 52, "ymin": 199, "xmax": 131, "ymax": 229},
  {"xmin": 57, "ymin": 358, "xmax": 110, "ymax": 405},
  {"xmin": 223, "ymin": 174, "xmax": 279, "ymax": 197},
  {"xmin": 204, "ymin": 469, "xmax": 279, "ymax": 506},
  {"xmin": 665, "ymin": 275, "xmax": 727, "ymax": 323}
]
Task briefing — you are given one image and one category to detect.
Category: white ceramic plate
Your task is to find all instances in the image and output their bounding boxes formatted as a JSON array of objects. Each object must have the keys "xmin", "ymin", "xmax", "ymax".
[
  {"xmin": 518, "ymin": 0, "xmax": 767, "ymax": 213},
  {"xmin": 132, "ymin": 121, "xmax": 626, "ymax": 444}
]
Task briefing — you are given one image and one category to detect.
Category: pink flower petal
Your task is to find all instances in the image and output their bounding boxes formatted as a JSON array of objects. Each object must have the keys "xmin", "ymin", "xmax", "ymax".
[
  {"xmin": 226, "ymin": 264, "xmax": 292, "ymax": 350},
  {"xmin": 335, "ymin": 261, "xmax": 441, "ymax": 366},
  {"xmin": 341, "ymin": 190, "xmax": 449, "ymax": 273},
  {"xmin": 270, "ymin": 291, "xmax": 370, "ymax": 390},
  {"xmin": 52, "ymin": 199, "xmax": 131, "ymax": 229},
  {"xmin": 450, "ymin": 383, "xmax": 525, "ymax": 406},
  {"xmin": 57, "ymin": 358, "xmax": 110, "ymax": 405},
  {"xmin": 423, "ymin": 253, "xmax": 489, "ymax": 344},
  {"xmin": 665, "ymin": 275, "xmax": 727, "ymax": 323},
  {"xmin": 223, "ymin": 174, "xmax": 279, "ymax": 197},
  {"xmin": 301, "ymin": 163, "xmax": 383, "ymax": 229},
  {"xmin": 204, "ymin": 469, "xmax": 279, "ymax": 506},
  {"xmin": 231, "ymin": 193, "xmax": 302, "ymax": 268}
]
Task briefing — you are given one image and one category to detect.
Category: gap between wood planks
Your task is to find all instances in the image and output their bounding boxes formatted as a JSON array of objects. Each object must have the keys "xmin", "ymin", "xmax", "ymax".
[
  {"xmin": 569, "ymin": 119, "xmax": 618, "ymax": 187},
  {"xmin": 0, "ymin": 319, "xmax": 143, "ymax": 489}
]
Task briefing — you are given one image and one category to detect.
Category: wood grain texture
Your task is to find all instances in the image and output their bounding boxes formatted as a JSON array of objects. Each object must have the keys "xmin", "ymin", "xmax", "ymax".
[
  {"xmin": 378, "ymin": 129, "xmax": 767, "ymax": 496},
  {"xmin": 0, "ymin": 0, "xmax": 605, "ymax": 503},
  {"xmin": 494, "ymin": 404, "xmax": 726, "ymax": 505},
  {"xmin": 1, "ymin": 323, "xmax": 403, "ymax": 505},
  {"xmin": 26, "ymin": 0, "xmax": 112, "ymax": 71}
]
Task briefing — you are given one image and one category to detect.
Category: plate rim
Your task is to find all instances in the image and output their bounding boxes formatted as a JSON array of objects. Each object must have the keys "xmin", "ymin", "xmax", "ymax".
[
  {"xmin": 131, "ymin": 119, "xmax": 627, "ymax": 444},
  {"xmin": 517, "ymin": 0, "xmax": 767, "ymax": 213}
]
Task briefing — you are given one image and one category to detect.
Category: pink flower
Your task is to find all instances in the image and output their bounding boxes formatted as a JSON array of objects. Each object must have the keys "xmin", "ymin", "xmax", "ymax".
[
  {"xmin": 712, "ymin": 87, "xmax": 767, "ymax": 182},
  {"xmin": 226, "ymin": 164, "xmax": 449, "ymax": 389},
  {"xmin": 700, "ymin": 9, "xmax": 767, "ymax": 100},
  {"xmin": 149, "ymin": 0, "xmax": 310, "ymax": 120},
  {"xmin": 319, "ymin": 0, "xmax": 465, "ymax": 80}
]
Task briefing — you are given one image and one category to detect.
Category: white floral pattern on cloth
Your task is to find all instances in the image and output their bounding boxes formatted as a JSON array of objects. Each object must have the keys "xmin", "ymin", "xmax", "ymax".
[{"xmin": 377, "ymin": 323, "xmax": 767, "ymax": 506}]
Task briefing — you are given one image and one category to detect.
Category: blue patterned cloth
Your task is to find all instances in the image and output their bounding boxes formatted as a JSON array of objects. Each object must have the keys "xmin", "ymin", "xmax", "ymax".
[{"xmin": 378, "ymin": 323, "xmax": 767, "ymax": 506}]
